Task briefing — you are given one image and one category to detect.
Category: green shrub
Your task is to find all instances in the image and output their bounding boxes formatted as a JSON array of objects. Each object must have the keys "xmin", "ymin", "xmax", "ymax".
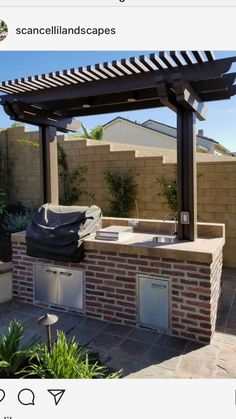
[
  {"xmin": 0, "ymin": 320, "xmax": 39, "ymax": 377},
  {"xmin": 0, "ymin": 141, "xmax": 11, "ymax": 211},
  {"xmin": 0, "ymin": 320, "xmax": 121, "ymax": 379},
  {"xmin": 157, "ymin": 177, "xmax": 177, "ymax": 214},
  {"xmin": 58, "ymin": 144, "xmax": 94, "ymax": 205},
  {"xmin": 2, "ymin": 206, "xmax": 34, "ymax": 233},
  {"xmin": 104, "ymin": 170, "xmax": 138, "ymax": 217},
  {"xmin": 80, "ymin": 124, "xmax": 104, "ymax": 140},
  {"xmin": 23, "ymin": 330, "xmax": 121, "ymax": 379}
]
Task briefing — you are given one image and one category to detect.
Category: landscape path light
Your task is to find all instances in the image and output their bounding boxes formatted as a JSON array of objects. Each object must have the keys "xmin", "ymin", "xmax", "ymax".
[{"xmin": 38, "ymin": 313, "xmax": 58, "ymax": 353}]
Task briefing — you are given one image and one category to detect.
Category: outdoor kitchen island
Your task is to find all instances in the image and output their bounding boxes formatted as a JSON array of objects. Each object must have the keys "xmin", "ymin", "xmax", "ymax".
[{"xmin": 11, "ymin": 218, "xmax": 225, "ymax": 344}]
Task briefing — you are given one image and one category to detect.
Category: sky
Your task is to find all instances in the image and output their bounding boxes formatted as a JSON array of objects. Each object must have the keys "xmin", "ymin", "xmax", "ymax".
[{"xmin": 0, "ymin": 50, "xmax": 236, "ymax": 151}]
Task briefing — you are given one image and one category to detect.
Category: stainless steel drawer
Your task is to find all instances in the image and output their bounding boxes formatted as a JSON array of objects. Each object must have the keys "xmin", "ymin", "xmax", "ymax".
[{"xmin": 34, "ymin": 264, "xmax": 84, "ymax": 310}]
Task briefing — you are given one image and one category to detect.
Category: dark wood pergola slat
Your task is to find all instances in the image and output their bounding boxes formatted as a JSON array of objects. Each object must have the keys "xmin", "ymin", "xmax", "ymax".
[
  {"xmin": 130, "ymin": 57, "xmax": 150, "ymax": 73},
  {"xmin": 204, "ymin": 50, "xmax": 215, "ymax": 61},
  {"xmin": 103, "ymin": 62, "xmax": 124, "ymax": 77},
  {"xmin": 34, "ymin": 75, "xmax": 54, "ymax": 89},
  {"xmin": 7, "ymin": 81, "xmax": 28, "ymax": 93},
  {"xmin": 149, "ymin": 53, "xmax": 167, "ymax": 70},
  {"xmin": 111, "ymin": 60, "xmax": 132, "ymax": 75},
  {"xmin": 139, "ymin": 55, "xmax": 158, "ymax": 71},
  {"xmin": 180, "ymin": 51, "xmax": 196, "ymax": 65},
  {"xmin": 2, "ymin": 82, "xmax": 24, "ymax": 93},
  {"xmin": 192, "ymin": 51, "xmax": 207, "ymax": 63},
  {"xmin": 0, "ymin": 50, "xmax": 236, "ymax": 243},
  {"xmin": 159, "ymin": 51, "xmax": 177, "ymax": 69},
  {"xmin": 170, "ymin": 51, "xmax": 187, "ymax": 67},
  {"xmin": 70, "ymin": 68, "xmax": 89, "ymax": 82},
  {"xmin": 0, "ymin": 51, "xmax": 234, "ymax": 96}
]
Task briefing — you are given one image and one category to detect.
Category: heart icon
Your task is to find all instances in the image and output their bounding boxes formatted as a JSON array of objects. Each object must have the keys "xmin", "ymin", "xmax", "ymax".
[{"xmin": 0, "ymin": 389, "xmax": 5, "ymax": 403}]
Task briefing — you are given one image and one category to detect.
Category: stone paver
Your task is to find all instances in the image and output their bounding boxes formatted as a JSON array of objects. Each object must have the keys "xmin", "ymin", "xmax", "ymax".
[{"xmin": 0, "ymin": 267, "xmax": 235, "ymax": 378}]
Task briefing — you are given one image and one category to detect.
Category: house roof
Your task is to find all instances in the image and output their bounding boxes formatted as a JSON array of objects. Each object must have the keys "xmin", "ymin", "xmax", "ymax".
[
  {"xmin": 103, "ymin": 116, "xmax": 225, "ymax": 149},
  {"xmin": 103, "ymin": 116, "xmax": 177, "ymax": 139},
  {"xmin": 142, "ymin": 118, "xmax": 220, "ymax": 145}
]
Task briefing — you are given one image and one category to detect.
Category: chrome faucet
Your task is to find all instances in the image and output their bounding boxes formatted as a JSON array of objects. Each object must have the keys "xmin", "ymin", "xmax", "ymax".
[{"xmin": 163, "ymin": 213, "xmax": 178, "ymax": 235}]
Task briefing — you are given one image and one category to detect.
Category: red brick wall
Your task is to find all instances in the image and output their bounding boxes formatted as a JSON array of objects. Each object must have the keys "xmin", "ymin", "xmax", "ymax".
[{"xmin": 11, "ymin": 242, "xmax": 223, "ymax": 344}]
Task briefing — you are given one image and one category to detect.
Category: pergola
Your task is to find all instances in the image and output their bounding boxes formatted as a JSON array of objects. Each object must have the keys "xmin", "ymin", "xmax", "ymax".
[{"xmin": 0, "ymin": 51, "xmax": 236, "ymax": 241}]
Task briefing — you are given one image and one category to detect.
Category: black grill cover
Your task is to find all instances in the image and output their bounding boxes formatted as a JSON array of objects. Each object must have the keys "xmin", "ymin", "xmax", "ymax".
[{"xmin": 26, "ymin": 204, "xmax": 102, "ymax": 262}]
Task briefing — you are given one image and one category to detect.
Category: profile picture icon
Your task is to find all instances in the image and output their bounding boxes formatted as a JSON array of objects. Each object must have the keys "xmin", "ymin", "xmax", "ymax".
[{"xmin": 0, "ymin": 20, "xmax": 8, "ymax": 42}]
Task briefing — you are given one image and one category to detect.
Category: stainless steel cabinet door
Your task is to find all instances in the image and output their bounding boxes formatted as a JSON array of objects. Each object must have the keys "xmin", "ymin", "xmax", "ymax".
[
  {"xmin": 57, "ymin": 269, "xmax": 83, "ymax": 310},
  {"xmin": 35, "ymin": 265, "xmax": 58, "ymax": 305},
  {"xmin": 138, "ymin": 275, "xmax": 169, "ymax": 330}
]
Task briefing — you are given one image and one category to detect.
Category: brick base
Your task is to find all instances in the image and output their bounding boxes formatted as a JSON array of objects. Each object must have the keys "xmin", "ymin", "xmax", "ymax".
[{"xmin": 11, "ymin": 243, "xmax": 223, "ymax": 344}]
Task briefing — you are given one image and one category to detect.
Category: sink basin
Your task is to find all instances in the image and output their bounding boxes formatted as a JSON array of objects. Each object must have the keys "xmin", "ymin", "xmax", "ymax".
[{"xmin": 152, "ymin": 235, "xmax": 177, "ymax": 244}]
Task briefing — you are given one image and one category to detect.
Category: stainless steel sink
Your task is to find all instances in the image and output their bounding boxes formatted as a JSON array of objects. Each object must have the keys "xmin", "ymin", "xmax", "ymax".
[{"xmin": 152, "ymin": 235, "xmax": 177, "ymax": 244}]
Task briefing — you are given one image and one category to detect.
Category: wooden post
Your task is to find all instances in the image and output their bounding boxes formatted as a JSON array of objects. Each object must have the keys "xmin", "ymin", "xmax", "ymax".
[
  {"xmin": 39, "ymin": 125, "xmax": 59, "ymax": 204},
  {"xmin": 177, "ymin": 108, "xmax": 197, "ymax": 241}
]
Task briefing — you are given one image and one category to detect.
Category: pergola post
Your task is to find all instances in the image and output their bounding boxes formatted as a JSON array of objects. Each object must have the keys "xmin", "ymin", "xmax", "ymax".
[
  {"xmin": 39, "ymin": 125, "xmax": 59, "ymax": 204},
  {"xmin": 177, "ymin": 108, "xmax": 197, "ymax": 241}
]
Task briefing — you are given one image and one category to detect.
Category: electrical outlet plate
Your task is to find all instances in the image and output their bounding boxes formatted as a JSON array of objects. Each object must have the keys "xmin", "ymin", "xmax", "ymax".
[{"xmin": 181, "ymin": 211, "xmax": 190, "ymax": 224}]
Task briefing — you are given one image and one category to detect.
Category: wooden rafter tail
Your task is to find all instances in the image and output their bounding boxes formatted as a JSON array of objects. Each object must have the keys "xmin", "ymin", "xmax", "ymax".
[
  {"xmin": 159, "ymin": 51, "xmax": 176, "ymax": 69},
  {"xmin": 180, "ymin": 51, "xmax": 195, "ymax": 65},
  {"xmin": 191, "ymin": 51, "xmax": 207, "ymax": 63},
  {"xmin": 204, "ymin": 51, "xmax": 215, "ymax": 61},
  {"xmin": 170, "ymin": 51, "xmax": 187, "ymax": 67}
]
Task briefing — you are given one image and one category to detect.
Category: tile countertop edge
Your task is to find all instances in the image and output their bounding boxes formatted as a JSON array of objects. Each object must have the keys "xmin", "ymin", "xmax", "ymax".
[
  {"xmin": 84, "ymin": 236, "xmax": 225, "ymax": 264},
  {"xmin": 11, "ymin": 231, "xmax": 225, "ymax": 264}
]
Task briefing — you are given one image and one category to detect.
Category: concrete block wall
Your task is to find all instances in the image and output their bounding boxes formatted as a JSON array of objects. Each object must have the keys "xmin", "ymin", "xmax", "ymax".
[
  {"xmin": 0, "ymin": 127, "xmax": 41, "ymax": 206},
  {"xmin": 60, "ymin": 143, "xmax": 174, "ymax": 218},
  {"xmin": 197, "ymin": 162, "xmax": 236, "ymax": 266},
  {"xmin": 1, "ymin": 127, "xmax": 236, "ymax": 267}
]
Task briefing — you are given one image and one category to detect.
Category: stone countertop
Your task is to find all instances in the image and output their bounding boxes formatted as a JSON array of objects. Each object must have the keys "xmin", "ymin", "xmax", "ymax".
[
  {"xmin": 12, "ymin": 231, "xmax": 224, "ymax": 264},
  {"xmin": 84, "ymin": 232, "xmax": 224, "ymax": 263}
]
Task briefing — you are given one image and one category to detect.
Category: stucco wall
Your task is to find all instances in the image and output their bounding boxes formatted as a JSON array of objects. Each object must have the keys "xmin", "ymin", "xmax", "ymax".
[{"xmin": 103, "ymin": 119, "xmax": 177, "ymax": 150}]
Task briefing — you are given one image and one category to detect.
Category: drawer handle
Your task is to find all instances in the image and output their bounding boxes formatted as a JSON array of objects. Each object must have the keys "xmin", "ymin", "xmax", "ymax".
[
  {"xmin": 152, "ymin": 283, "xmax": 166, "ymax": 289},
  {"xmin": 45, "ymin": 269, "xmax": 57, "ymax": 274},
  {"xmin": 59, "ymin": 272, "xmax": 72, "ymax": 276}
]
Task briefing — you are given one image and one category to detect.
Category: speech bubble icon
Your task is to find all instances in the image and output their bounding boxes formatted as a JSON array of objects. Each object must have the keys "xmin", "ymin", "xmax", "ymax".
[
  {"xmin": 18, "ymin": 389, "xmax": 35, "ymax": 406},
  {"xmin": 0, "ymin": 389, "xmax": 5, "ymax": 403}
]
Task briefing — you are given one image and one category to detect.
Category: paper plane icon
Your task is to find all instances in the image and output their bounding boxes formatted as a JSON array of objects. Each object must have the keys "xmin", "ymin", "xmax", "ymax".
[{"xmin": 47, "ymin": 389, "xmax": 65, "ymax": 406}]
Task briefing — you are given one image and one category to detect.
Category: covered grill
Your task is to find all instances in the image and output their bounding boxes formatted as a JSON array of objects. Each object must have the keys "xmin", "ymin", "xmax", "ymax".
[{"xmin": 26, "ymin": 204, "xmax": 101, "ymax": 262}]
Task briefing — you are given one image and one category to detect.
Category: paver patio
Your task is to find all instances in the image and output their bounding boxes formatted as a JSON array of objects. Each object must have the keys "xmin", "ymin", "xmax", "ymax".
[{"xmin": 0, "ymin": 267, "xmax": 235, "ymax": 379}]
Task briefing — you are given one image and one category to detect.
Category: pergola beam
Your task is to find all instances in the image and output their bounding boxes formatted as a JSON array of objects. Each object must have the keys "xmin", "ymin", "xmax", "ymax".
[
  {"xmin": 49, "ymin": 88, "xmax": 161, "ymax": 113},
  {"xmin": 155, "ymin": 77, "xmax": 178, "ymax": 113},
  {"xmin": 191, "ymin": 73, "xmax": 236, "ymax": 92},
  {"xmin": 61, "ymin": 98, "xmax": 162, "ymax": 117},
  {"xmin": 173, "ymin": 76, "xmax": 207, "ymax": 121},
  {"xmin": 3, "ymin": 101, "xmax": 81, "ymax": 133}
]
